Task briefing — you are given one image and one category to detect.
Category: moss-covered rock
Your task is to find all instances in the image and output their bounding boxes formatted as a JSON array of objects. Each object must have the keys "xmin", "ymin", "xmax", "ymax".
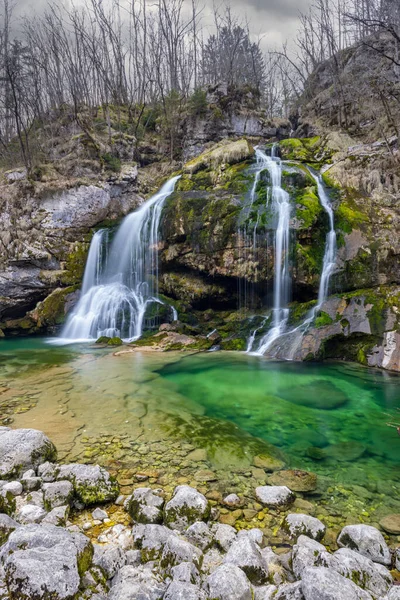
[{"xmin": 183, "ymin": 139, "xmax": 254, "ymax": 175}]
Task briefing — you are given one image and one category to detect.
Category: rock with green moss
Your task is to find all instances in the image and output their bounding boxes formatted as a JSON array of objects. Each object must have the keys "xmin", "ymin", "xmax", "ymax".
[
  {"xmin": 53, "ymin": 463, "xmax": 119, "ymax": 506},
  {"xmin": 164, "ymin": 485, "xmax": 210, "ymax": 532},
  {"xmin": 132, "ymin": 523, "xmax": 178, "ymax": 562},
  {"xmin": 268, "ymin": 470, "xmax": 317, "ymax": 492},
  {"xmin": 183, "ymin": 139, "xmax": 254, "ymax": 175},
  {"xmin": 284, "ymin": 514, "xmax": 326, "ymax": 542},
  {"xmin": 0, "ymin": 523, "xmax": 94, "ymax": 600},
  {"xmin": 0, "ymin": 514, "xmax": 20, "ymax": 546},
  {"xmin": 42, "ymin": 481, "xmax": 74, "ymax": 511},
  {"xmin": 0, "ymin": 427, "xmax": 57, "ymax": 479},
  {"xmin": 128, "ymin": 488, "xmax": 164, "ymax": 524}
]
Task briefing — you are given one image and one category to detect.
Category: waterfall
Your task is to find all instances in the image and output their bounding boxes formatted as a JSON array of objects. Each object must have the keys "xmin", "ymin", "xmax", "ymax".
[
  {"xmin": 58, "ymin": 176, "xmax": 180, "ymax": 343},
  {"xmin": 250, "ymin": 146, "xmax": 291, "ymax": 354},
  {"xmin": 313, "ymin": 172, "xmax": 337, "ymax": 308}
]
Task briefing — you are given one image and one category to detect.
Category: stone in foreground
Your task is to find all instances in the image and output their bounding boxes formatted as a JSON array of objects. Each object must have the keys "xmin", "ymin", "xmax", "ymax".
[
  {"xmin": 301, "ymin": 566, "xmax": 373, "ymax": 600},
  {"xmin": 205, "ymin": 563, "xmax": 253, "ymax": 600},
  {"xmin": 0, "ymin": 427, "xmax": 57, "ymax": 478},
  {"xmin": 284, "ymin": 513, "xmax": 326, "ymax": 541},
  {"xmin": 0, "ymin": 523, "xmax": 93, "ymax": 600},
  {"xmin": 109, "ymin": 564, "xmax": 166, "ymax": 600},
  {"xmin": 57, "ymin": 463, "xmax": 119, "ymax": 505},
  {"xmin": 337, "ymin": 524, "xmax": 391, "ymax": 565},
  {"xmin": 224, "ymin": 536, "xmax": 269, "ymax": 584},
  {"xmin": 292, "ymin": 535, "xmax": 331, "ymax": 578},
  {"xmin": 331, "ymin": 548, "xmax": 392, "ymax": 598},
  {"xmin": 255, "ymin": 485, "xmax": 295, "ymax": 508},
  {"xmin": 165, "ymin": 580, "xmax": 206, "ymax": 600},
  {"xmin": 164, "ymin": 485, "xmax": 210, "ymax": 531},
  {"xmin": 128, "ymin": 487, "xmax": 164, "ymax": 524}
]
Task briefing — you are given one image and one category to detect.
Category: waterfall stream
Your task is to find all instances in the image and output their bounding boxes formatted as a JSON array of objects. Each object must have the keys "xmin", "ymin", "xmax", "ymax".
[{"xmin": 58, "ymin": 176, "xmax": 180, "ymax": 343}]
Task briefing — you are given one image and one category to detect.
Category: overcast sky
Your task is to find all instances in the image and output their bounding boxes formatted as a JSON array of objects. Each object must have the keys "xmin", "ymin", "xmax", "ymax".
[{"xmin": 11, "ymin": 0, "xmax": 312, "ymax": 50}]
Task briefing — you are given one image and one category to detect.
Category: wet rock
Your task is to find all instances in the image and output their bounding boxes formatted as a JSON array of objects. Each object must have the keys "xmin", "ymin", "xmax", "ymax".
[
  {"xmin": 379, "ymin": 513, "xmax": 400, "ymax": 534},
  {"xmin": 42, "ymin": 505, "xmax": 70, "ymax": 526},
  {"xmin": 93, "ymin": 545, "xmax": 126, "ymax": 579},
  {"xmin": 0, "ymin": 523, "xmax": 93, "ymax": 600},
  {"xmin": 324, "ymin": 442, "xmax": 366, "ymax": 462},
  {"xmin": 337, "ymin": 524, "xmax": 391, "ymax": 565},
  {"xmin": 109, "ymin": 565, "xmax": 166, "ymax": 600},
  {"xmin": 268, "ymin": 470, "xmax": 317, "ymax": 492},
  {"xmin": 0, "ymin": 427, "xmax": 57, "ymax": 478},
  {"xmin": 186, "ymin": 521, "xmax": 213, "ymax": 550},
  {"xmin": 56, "ymin": 463, "xmax": 119, "ymax": 505},
  {"xmin": 331, "ymin": 547, "xmax": 392, "ymax": 598},
  {"xmin": 211, "ymin": 523, "xmax": 237, "ymax": 551},
  {"xmin": 0, "ymin": 514, "xmax": 20, "ymax": 545},
  {"xmin": 164, "ymin": 485, "xmax": 210, "ymax": 531},
  {"xmin": 43, "ymin": 481, "xmax": 74, "ymax": 510},
  {"xmin": 224, "ymin": 536, "xmax": 269, "ymax": 584},
  {"xmin": 278, "ymin": 381, "xmax": 349, "ymax": 410},
  {"xmin": 292, "ymin": 535, "xmax": 331, "ymax": 578},
  {"xmin": 164, "ymin": 581, "xmax": 207, "ymax": 600},
  {"xmin": 92, "ymin": 507, "xmax": 108, "ymax": 521},
  {"xmin": 160, "ymin": 535, "xmax": 202, "ymax": 570},
  {"xmin": 205, "ymin": 563, "xmax": 253, "ymax": 600},
  {"xmin": 132, "ymin": 523, "xmax": 177, "ymax": 561},
  {"xmin": 255, "ymin": 485, "xmax": 296, "ymax": 508},
  {"xmin": 171, "ymin": 561, "xmax": 200, "ymax": 584},
  {"xmin": 253, "ymin": 455, "xmax": 286, "ymax": 471},
  {"xmin": 301, "ymin": 566, "xmax": 373, "ymax": 600},
  {"xmin": 128, "ymin": 487, "xmax": 164, "ymax": 524},
  {"xmin": 223, "ymin": 493, "xmax": 241, "ymax": 507},
  {"xmin": 17, "ymin": 504, "xmax": 47, "ymax": 524},
  {"xmin": 275, "ymin": 581, "xmax": 305, "ymax": 599},
  {"xmin": 284, "ymin": 514, "xmax": 326, "ymax": 541}
]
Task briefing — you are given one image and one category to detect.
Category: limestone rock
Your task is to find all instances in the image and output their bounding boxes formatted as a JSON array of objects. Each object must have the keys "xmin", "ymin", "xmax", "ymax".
[
  {"xmin": 186, "ymin": 521, "xmax": 213, "ymax": 550},
  {"xmin": 224, "ymin": 536, "xmax": 269, "ymax": 584},
  {"xmin": 93, "ymin": 545, "xmax": 126, "ymax": 579},
  {"xmin": 128, "ymin": 487, "xmax": 164, "ymax": 524},
  {"xmin": 275, "ymin": 581, "xmax": 305, "ymax": 599},
  {"xmin": 164, "ymin": 485, "xmax": 210, "ymax": 531},
  {"xmin": 109, "ymin": 565, "xmax": 166, "ymax": 600},
  {"xmin": 255, "ymin": 485, "xmax": 295, "ymax": 508},
  {"xmin": 2, "ymin": 481, "xmax": 23, "ymax": 496},
  {"xmin": 16, "ymin": 504, "xmax": 47, "ymax": 524},
  {"xmin": 205, "ymin": 563, "xmax": 253, "ymax": 600},
  {"xmin": 42, "ymin": 505, "xmax": 70, "ymax": 527},
  {"xmin": 0, "ymin": 514, "xmax": 20, "ymax": 545},
  {"xmin": 301, "ymin": 566, "xmax": 373, "ymax": 600},
  {"xmin": 132, "ymin": 523, "xmax": 177, "ymax": 561},
  {"xmin": 56, "ymin": 463, "xmax": 119, "ymax": 505},
  {"xmin": 284, "ymin": 514, "xmax": 326, "ymax": 541},
  {"xmin": 211, "ymin": 523, "xmax": 237, "ymax": 551},
  {"xmin": 160, "ymin": 535, "xmax": 202, "ymax": 570},
  {"xmin": 164, "ymin": 580, "xmax": 207, "ymax": 600},
  {"xmin": 253, "ymin": 585, "xmax": 278, "ymax": 600},
  {"xmin": 0, "ymin": 523, "xmax": 93, "ymax": 600},
  {"xmin": 292, "ymin": 535, "xmax": 332, "ymax": 578},
  {"xmin": 171, "ymin": 561, "xmax": 200, "ymax": 584},
  {"xmin": 0, "ymin": 427, "xmax": 57, "ymax": 478},
  {"xmin": 237, "ymin": 528, "xmax": 263, "ymax": 545},
  {"xmin": 43, "ymin": 480, "xmax": 74, "ymax": 510},
  {"xmin": 331, "ymin": 547, "xmax": 392, "ymax": 598},
  {"xmin": 337, "ymin": 524, "xmax": 391, "ymax": 565}
]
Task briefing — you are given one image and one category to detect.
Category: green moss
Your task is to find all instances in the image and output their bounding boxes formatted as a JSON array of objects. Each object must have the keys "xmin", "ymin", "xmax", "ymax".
[
  {"xmin": 34, "ymin": 287, "xmax": 78, "ymax": 328},
  {"xmin": 62, "ymin": 242, "xmax": 89, "ymax": 285},
  {"xmin": 336, "ymin": 200, "xmax": 368, "ymax": 233},
  {"xmin": 107, "ymin": 337, "xmax": 123, "ymax": 346},
  {"xmin": 96, "ymin": 336, "xmax": 111, "ymax": 344},
  {"xmin": 315, "ymin": 311, "xmax": 334, "ymax": 328},
  {"xmin": 288, "ymin": 300, "xmax": 318, "ymax": 326},
  {"xmin": 296, "ymin": 186, "xmax": 321, "ymax": 228},
  {"xmin": 220, "ymin": 338, "xmax": 246, "ymax": 351},
  {"xmin": 77, "ymin": 543, "xmax": 94, "ymax": 578}
]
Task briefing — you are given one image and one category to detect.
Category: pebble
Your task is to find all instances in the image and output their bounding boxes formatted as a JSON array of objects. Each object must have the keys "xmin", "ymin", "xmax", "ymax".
[
  {"xmin": 83, "ymin": 522, "xmax": 92, "ymax": 531},
  {"xmin": 115, "ymin": 495, "xmax": 126, "ymax": 505},
  {"xmin": 3, "ymin": 481, "xmax": 23, "ymax": 496},
  {"xmin": 92, "ymin": 508, "xmax": 108, "ymax": 521}
]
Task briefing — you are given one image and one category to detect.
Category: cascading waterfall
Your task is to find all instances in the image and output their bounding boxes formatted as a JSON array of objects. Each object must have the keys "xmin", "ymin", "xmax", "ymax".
[
  {"xmin": 58, "ymin": 176, "xmax": 180, "ymax": 343},
  {"xmin": 313, "ymin": 172, "xmax": 337, "ymax": 308},
  {"xmin": 250, "ymin": 146, "xmax": 291, "ymax": 354}
]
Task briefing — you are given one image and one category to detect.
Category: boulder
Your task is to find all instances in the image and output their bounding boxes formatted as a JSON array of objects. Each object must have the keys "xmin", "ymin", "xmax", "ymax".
[
  {"xmin": 331, "ymin": 547, "xmax": 392, "ymax": 598},
  {"xmin": 42, "ymin": 505, "xmax": 70, "ymax": 527},
  {"xmin": 171, "ymin": 561, "xmax": 200, "ymax": 584},
  {"xmin": 224, "ymin": 536, "xmax": 269, "ymax": 584},
  {"xmin": 337, "ymin": 524, "xmax": 391, "ymax": 565},
  {"xmin": 301, "ymin": 567, "xmax": 373, "ymax": 600},
  {"xmin": 0, "ymin": 514, "xmax": 20, "ymax": 545},
  {"xmin": 205, "ymin": 563, "xmax": 253, "ymax": 600},
  {"xmin": 55, "ymin": 463, "xmax": 119, "ymax": 505},
  {"xmin": 186, "ymin": 521, "xmax": 213, "ymax": 550},
  {"xmin": 211, "ymin": 523, "xmax": 237, "ymax": 551},
  {"xmin": 132, "ymin": 523, "xmax": 177, "ymax": 561},
  {"xmin": 268, "ymin": 470, "xmax": 317, "ymax": 492},
  {"xmin": 253, "ymin": 585, "xmax": 278, "ymax": 599},
  {"xmin": 109, "ymin": 565, "xmax": 166, "ymax": 600},
  {"xmin": 284, "ymin": 514, "xmax": 326, "ymax": 541},
  {"xmin": 43, "ymin": 481, "xmax": 74, "ymax": 510},
  {"xmin": 160, "ymin": 535, "xmax": 202, "ymax": 570},
  {"xmin": 292, "ymin": 535, "xmax": 331, "ymax": 578},
  {"xmin": 0, "ymin": 428, "xmax": 57, "ymax": 478},
  {"xmin": 16, "ymin": 504, "xmax": 47, "ymax": 524},
  {"xmin": 128, "ymin": 487, "xmax": 164, "ymax": 524},
  {"xmin": 2, "ymin": 481, "xmax": 23, "ymax": 496},
  {"xmin": 275, "ymin": 582, "xmax": 305, "ymax": 599},
  {"xmin": 255, "ymin": 485, "xmax": 295, "ymax": 508},
  {"xmin": 164, "ymin": 485, "xmax": 210, "ymax": 531},
  {"xmin": 0, "ymin": 523, "xmax": 93, "ymax": 600},
  {"xmin": 164, "ymin": 580, "xmax": 207, "ymax": 600},
  {"xmin": 93, "ymin": 545, "xmax": 126, "ymax": 579}
]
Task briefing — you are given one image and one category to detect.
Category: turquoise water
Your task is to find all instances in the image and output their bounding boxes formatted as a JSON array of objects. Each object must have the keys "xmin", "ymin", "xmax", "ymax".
[{"xmin": 1, "ymin": 338, "xmax": 400, "ymax": 513}]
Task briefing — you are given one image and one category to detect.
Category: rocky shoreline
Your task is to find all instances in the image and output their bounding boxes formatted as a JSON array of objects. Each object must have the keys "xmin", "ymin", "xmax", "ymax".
[{"xmin": 0, "ymin": 426, "xmax": 399, "ymax": 599}]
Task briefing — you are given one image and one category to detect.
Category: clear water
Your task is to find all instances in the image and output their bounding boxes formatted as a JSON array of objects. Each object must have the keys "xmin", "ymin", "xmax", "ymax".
[{"xmin": 1, "ymin": 339, "xmax": 400, "ymax": 528}]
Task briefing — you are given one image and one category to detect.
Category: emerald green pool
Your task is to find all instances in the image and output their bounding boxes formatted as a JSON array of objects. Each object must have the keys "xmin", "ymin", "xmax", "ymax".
[{"xmin": 1, "ymin": 338, "xmax": 400, "ymax": 528}]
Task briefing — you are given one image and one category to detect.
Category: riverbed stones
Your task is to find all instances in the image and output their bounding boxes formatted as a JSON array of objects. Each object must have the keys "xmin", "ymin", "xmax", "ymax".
[
  {"xmin": 186, "ymin": 521, "xmax": 213, "ymax": 550},
  {"xmin": 278, "ymin": 381, "xmax": 349, "ymax": 410},
  {"xmin": 0, "ymin": 427, "xmax": 57, "ymax": 478},
  {"xmin": 109, "ymin": 565, "xmax": 166, "ymax": 600},
  {"xmin": 205, "ymin": 563, "xmax": 253, "ymax": 600},
  {"xmin": 224, "ymin": 536, "xmax": 269, "ymax": 584},
  {"xmin": 256, "ymin": 485, "xmax": 295, "ymax": 508},
  {"xmin": 253, "ymin": 454, "xmax": 286, "ymax": 471},
  {"xmin": 43, "ymin": 481, "xmax": 74, "ymax": 510},
  {"xmin": 0, "ymin": 523, "xmax": 93, "ymax": 600},
  {"xmin": 56, "ymin": 463, "xmax": 119, "ymax": 505},
  {"xmin": 301, "ymin": 566, "xmax": 373, "ymax": 600},
  {"xmin": 337, "ymin": 524, "xmax": 391, "ymax": 565},
  {"xmin": 164, "ymin": 485, "xmax": 210, "ymax": 531},
  {"xmin": 211, "ymin": 523, "xmax": 237, "ymax": 551},
  {"xmin": 128, "ymin": 487, "xmax": 164, "ymax": 524},
  {"xmin": 379, "ymin": 513, "xmax": 400, "ymax": 534},
  {"xmin": 331, "ymin": 547, "xmax": 392, "ymax": 598},
  {"xmin": 268, "ymin": 470, "xmax": 317, "ymax": 492},
  {"xmin": 324, "ymin": 442, "xmax": 366, "ymax": 462},
  {"xmin": 284, "ymin": 514, "xmax": 326, "ymax": 541},
  {"xmin": 132, "ymin": 523, "xmax": 177, "ymax": 561}
]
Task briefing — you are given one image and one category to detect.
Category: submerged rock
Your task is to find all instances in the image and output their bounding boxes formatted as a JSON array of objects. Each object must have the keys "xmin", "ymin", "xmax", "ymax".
[
  {"xmin": 278, "ymin": 381, "xmax": 349, "ymax": 410},
  {"xmin": 0, "ymin": 427, "xmax": 57, "ymax": 478},
  {"xmin": 268, "ymin": 470, "xmax": 317, "ymax": 492},
  {"xmin": 379, "ymin": 513, "xmax": 400, "ymax": 535}
]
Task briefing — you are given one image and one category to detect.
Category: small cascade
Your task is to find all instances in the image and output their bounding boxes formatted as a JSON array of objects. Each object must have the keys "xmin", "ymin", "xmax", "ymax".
[
  {"xmin": 248, "ymin": 145, "xmax": 292, "ymax": 354},
  {"xmin": 59, "ymin": 176, "xmax": 180, "ymax": 343},
  {"xmin": 313, "ymin": 172, "xmax": 337, "ymax": 308}
]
